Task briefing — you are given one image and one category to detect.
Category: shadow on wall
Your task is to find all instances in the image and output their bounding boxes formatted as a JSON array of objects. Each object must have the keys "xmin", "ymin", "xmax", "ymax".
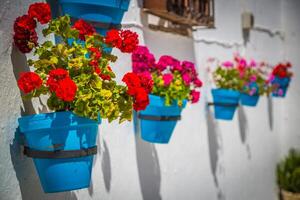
[
  {"xmin": 101, "ymin": 139, "xmax": 112, "ymax": 192},
  {"xmin": 134, "ymin": 114, "xmax": 162, "ymax": 200},
  {"xmin": 267, "ymin": 95, "xmax": 273, "ymax": 130},
  {"xmin": 206, "ymin": 108, "xmax": 226, "ymax": 200},
  {"xmin": 9, "ymin": 46, "xmax": 78, "ymax": 200},
  {"xmin": 238, "ymin": 106, "xmax": 251, "ymax": 158},
  {"xmin": 11, "ymin": 45, "xmax": 35, "ymax": 115}
]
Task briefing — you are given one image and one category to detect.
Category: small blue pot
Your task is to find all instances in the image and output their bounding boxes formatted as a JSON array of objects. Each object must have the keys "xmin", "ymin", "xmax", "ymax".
[
  {"xmin": 58, "ymin": 0, "xmax": 130, "ymax": 35},
  {"xmin": 271, "ymin": 76, "xmax": 290, "ymax": 97},
  {"xmin": 240, "ymin": 93, "xmax": 260, "ymax": 107},
  {"xmin": 136, "ymin": 95, "xmax": 186, "ymax": 144},
  {"xmin": 211, "ymin": 89, "xmax": 240, "ymax": 120},
  {"xmin": 18, "ymin": 111, "xmax": 99, "ymax": 193}
]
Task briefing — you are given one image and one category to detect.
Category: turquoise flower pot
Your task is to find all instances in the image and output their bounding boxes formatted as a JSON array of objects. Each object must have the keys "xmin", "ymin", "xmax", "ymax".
[
  {"xmin": 135, "ymin": 95, "xmax": 186, "ymax": 144},
  {"xmin": 211, "ymin": 89, "xmax": 240, "ymax": 120},
  {"xmin": 18, "ymin": 111, "xmax": 99, "ymax": 193},
  {"xmin": 240, "ymin": 93, "xmax": 260, "ymax": 107},
  {"xmin": 271, "ymin": 76, "xmax": 290, "ymax": 97}
]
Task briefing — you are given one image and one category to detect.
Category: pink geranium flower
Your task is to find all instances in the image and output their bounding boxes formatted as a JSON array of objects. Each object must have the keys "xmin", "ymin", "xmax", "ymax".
[
  {"xmin": 156, "ymin": 55, "xmax": 180, "ymax": 72},
  {"xmin": 250, "ymin": 75, "xmax": 257, "ymax": 82},
  {"xmin": 249, "ymin": 59, "xmax": 257, "ymax": 67},
  {"xmin": 249, "ymin": 87, "xmax": 257, "ymax": 96},
  {"xmin": 194, "ymin": 78, "xmax": 203, "ymax": 87},
  {"xmin": 132, "ymin": 46, "xmax": 156, "ymax": 73},
  {"xmin": 266, "ymin": 74, "xmax": 275, "ymax": 84},
  {"xmin": 277, "ymin": 89, "xmax": 284, "ymax": 96},
  {"xmin": 222, "ymin": 61, "xmax": 234, "ymax": 68},
  {"xmin": 182, "ymin": 73, "xmax": 191, "ymax": 86},
  {"xmin": 239, "ymin": 58, "xmax": 247, "ymax": 67},
  {"xmin": 190, "ymin": 90, "xmax": 200, "ymax": 103},
  {"xmin": 162, "ymin": 73, "xmax": 173, "ymax": 86}
]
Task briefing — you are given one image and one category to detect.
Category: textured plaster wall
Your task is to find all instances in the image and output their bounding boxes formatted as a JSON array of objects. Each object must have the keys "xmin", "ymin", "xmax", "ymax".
[{"xmin": 0, "ymin": 0, "xmax": 299, "ymax": 200}]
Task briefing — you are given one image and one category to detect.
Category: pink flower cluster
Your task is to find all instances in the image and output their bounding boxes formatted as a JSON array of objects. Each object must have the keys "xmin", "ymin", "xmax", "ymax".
[
  {"xmin": 132, "ymin": 45, "xmax": 203, "ymax": 103},
  {"xmin": 156, "ymin": 55, "xmax": 181, "ymax": 71},
  {"xmin": 132, "ymin": 46, "xmax": 156, "ymax": 73},
  {"xmin": 221, "ymin": 55, "xmax": 258, "ymax": 78}
]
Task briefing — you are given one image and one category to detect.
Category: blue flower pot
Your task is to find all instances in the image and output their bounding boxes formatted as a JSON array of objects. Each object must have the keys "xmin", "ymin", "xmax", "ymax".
[
  {"xmin": 211, "ymin": 89, "xmax": 240, "ymax": 120},
  {"xmin": 240, "ymin": 93, "xmax": 259, "ymax": 107},
  {"xmin": 271, "ymin": 76, "xmax": 290, "ymax": 97},
  {"xmin": 136, "ymin": 95, "xmax": 186, "ymax": 144},
  {"xmin": 58, "ymin": 0, "xmax": 130, "ymax": 35},
  {"xmin": 18, "ymin": 111, "xmax": 99, "ymax": 193}
]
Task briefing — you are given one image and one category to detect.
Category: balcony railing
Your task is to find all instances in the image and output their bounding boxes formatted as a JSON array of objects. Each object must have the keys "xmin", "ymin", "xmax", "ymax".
[{"xmin": 143, "ymin": 0, "xmax": 214, "ymax": 27}]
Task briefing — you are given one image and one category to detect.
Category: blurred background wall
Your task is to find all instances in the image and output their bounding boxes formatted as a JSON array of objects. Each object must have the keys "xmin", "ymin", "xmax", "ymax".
[{"xmin": 0, "ymin": 0, "xmax": 299, "ymax": 199}]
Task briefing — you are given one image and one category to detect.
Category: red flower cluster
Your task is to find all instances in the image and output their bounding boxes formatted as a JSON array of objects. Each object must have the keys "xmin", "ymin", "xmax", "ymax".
[
  {"xmin": 13, "ymin": 15, "xmax": 38, "ymax": 53},
  {"xmin": 105, "ymin": 29, "xmax": 139, "ymax": 53},
  {"xmin": 105, "ymin": 29, "xmax": 122, "ymax": 48},
  {"xmin": 272, "ymin": 62, "xmax": 292, "ymax": 78},
  {"xmin": 138, "ymin": 72, "xmax": 154, "ymax": 93},
  {"xmin": 120, "ymin": 30, "xmax": 139, "ymax": 53},
  {"xmin": 89, "ymin": 47, "xmax": 102, "ymax": 60},
  {"xmin": 88, "ymin": 47, "xmax": 102, "ymax": 74},
  {"xmin": 47, "ymin": 69, "xmax": 77, "ymax": 102},
  {"xmin": 55, "ymin": 78, "xmax": 77, "ymax": 102},
  {"xmin": 47, "ymin": 69, "xmax": 69, "ymax": 91},
  {"xmin": 13, "ymin": 2, "xmax": 51, "ymax": 53},
  {"xmin": 17, "ymin": 72, "xmax": 42, "ymax": 94},
  {"xmin": 73, "ymin": 19, "xmax": 96, "ymax": 41},
  {"xmin": 122, "ymin": 72, "xmax": 153, "ymax": 111},
  {"xmin": 14, "ymin": 15, "xmax": 37, "ymax": 31},
  {"xmin": 88, "ymin": 47, "xmax": 112, "ymax": 81},
  {"xmin": 28, "ymin": 2, "xmax": 51, "ymax": 24}
]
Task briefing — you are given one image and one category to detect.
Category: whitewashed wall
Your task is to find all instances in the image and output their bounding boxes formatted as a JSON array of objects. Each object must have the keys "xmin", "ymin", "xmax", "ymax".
[{"xmin": 0, "ymin": 0, "xmax": 299, "ymax": 200}]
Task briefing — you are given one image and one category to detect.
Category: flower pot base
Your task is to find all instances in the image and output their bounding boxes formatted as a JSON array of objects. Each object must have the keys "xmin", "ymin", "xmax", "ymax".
[
  {"xmin": 240, "ymin": 93, "xmax": 259, "ymax": 107},
  {"xmin": 282, "ymin": 190, "xmax": 300, "ymax": 200}
]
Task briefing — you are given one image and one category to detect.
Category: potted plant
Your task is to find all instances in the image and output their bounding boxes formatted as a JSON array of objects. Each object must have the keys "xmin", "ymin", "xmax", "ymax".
[
  {"xmin": 271, "ymin": 62, "xmax": 292, "ymax": 97},
  {"xmin": 14, "ymin": 2, "xmax": 147, "ymax": 193},
  {"xmin": 238, "ymin": 58, "xmax": 270, "ymax": 107},
  {"xmin": 131, "ymin": 46, "xmax": 203, "ymax": 144},
  {"xmin": 211, "ymin": 58, "xmax": 242, "ymax": 120},
  {"xmin": 58, "ymin": 0, "xmax": 131, "ymax": 35},
  {"xmin": 277, "ymin": 149, "xmax": 300, "ymax": 200}
]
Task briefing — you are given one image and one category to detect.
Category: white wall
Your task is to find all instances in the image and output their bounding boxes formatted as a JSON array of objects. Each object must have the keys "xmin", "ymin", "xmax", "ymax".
[{"xmin": 0, "ymin": 0, "xmax": 299, "ymax": 200}]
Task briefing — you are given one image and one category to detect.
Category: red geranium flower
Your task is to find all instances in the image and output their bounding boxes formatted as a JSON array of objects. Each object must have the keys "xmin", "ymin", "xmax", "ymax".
[
  {"xmin": 89, "ymin": 60, "xmax": 99, "ymax": 68},
  {"xmin": 89, "ymin": 47, "xmax": 102, "ymax": 59},
  {"xmin": 100, "ymin": 73, "xmax": 111, "ymax": 81},
  {"xmin": 28, "ymin": 2, "xmax": 51, "ymax": 24},
  {"xmin": 133, "ymin": 87, "xmax": 149, "ymax": 111},
  {"xmin": 17, "ymin": 72, "xmax": 42, "ymax": 94},
  {"xmin": 272, "ymin": 63, "xmax": 292, "ymax": 78},
  {"xmin": 94, "ymin": 67, "xmax": 101, "ymax": 75},
  {"xmin": 105, "ymin": 29, "xmax": 122, "ymax": 49},
  {"xmin": 138, "ymin": 73, "xmax": 153, "ymax": 93},
  {"xmin": 122, "ymin": 72, "xmax": 151, "ymax": 111},
  {"xmin": 14, "ymin": 30, "xmax": 38, "ymax": 53},
  {"xmin": 13, "ymin": 14, "xmax": 38, "ymax": 53},
  {"xmin": 122, "ymin": 72, "xmax": 142, "ymax": 95},
  {"xmin": 14, "ymin": 15, "xmax": 36, "ymax": 33},
  {"xmin": 55, "ymin": 78, "xmax": 77, "ymax": 102},
  {"xmin": 119, "ymin": 30, "xmax": 139, "ymax": 53},
  {"xmin": 73, "ymin": 19, "xmax": 96, "ymax": 41},
  {"xmin": 105, "ymin": 29, "xmax": 139, "ymax": 53},
  {"xmin": 47, "ymin": 68, "xmax": 69, "ymax": 92}
]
